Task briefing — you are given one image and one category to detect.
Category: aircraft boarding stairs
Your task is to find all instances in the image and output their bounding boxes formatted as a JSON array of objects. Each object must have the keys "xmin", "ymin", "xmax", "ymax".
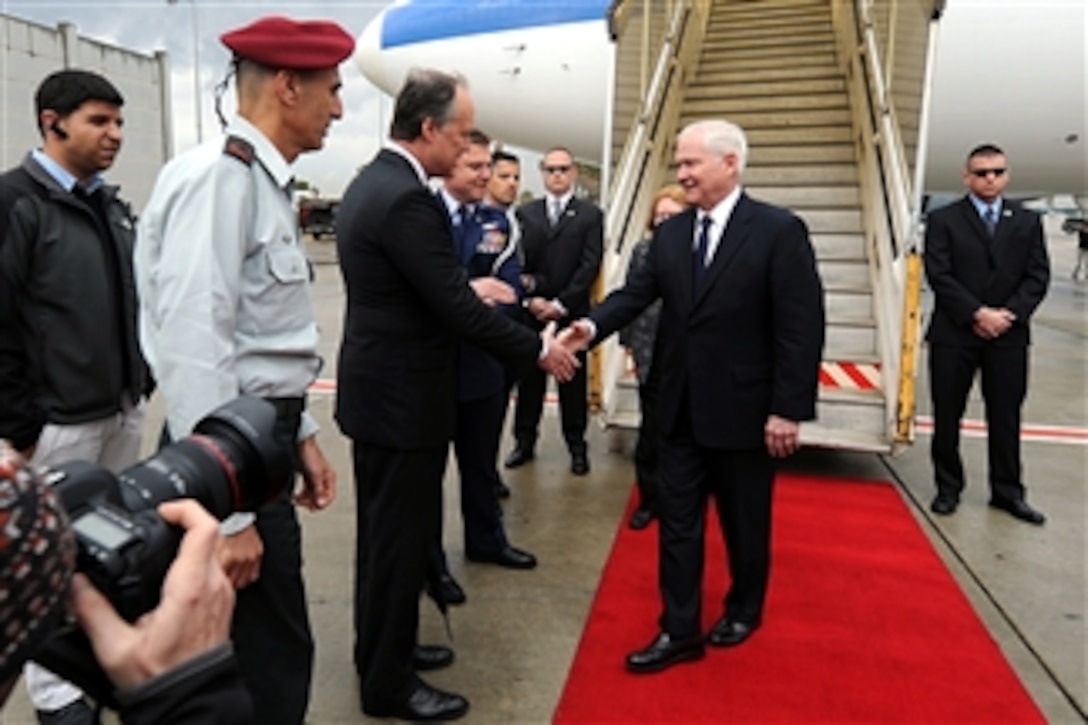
[{"xmin": 600, "ymin": 0, "xmax": 933, "ymax": 453}]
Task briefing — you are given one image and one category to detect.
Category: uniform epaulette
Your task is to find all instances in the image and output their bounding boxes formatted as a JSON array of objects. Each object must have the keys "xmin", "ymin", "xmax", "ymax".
[{"xmin": 223, "ymin": 136, "xmax": 254, "ymax": 166}]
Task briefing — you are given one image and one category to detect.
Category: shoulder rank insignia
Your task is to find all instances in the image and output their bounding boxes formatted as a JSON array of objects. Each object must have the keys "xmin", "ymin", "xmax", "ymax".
[{"xmin": 223, "ymin": 135, "xmax": 255, "ymax": 165}]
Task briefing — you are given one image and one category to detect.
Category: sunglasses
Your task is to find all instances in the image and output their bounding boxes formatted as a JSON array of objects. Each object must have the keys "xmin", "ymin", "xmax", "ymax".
[
  {"xmin": 543, "ymin": 165, "xmax": 572, "ymax": 175},
  {"xmin": 970, "ymin": 167, "xmax": 1006, "ymax": 178}
]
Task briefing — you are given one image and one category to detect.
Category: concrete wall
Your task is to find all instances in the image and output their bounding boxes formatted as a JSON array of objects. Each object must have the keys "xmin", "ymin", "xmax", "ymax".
[{"xmin": 1, "ymin": 13, "xmax": 171, "ymax": 210}]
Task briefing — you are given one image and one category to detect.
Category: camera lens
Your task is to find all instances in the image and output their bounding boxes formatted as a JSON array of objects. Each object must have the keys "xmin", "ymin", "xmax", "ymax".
[{"xmin": 115, "ymin": 397, "xmax": 291, "ymax": 518}]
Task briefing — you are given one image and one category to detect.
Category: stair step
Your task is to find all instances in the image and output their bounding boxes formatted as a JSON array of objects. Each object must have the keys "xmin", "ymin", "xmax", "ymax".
[
  {"xmin": 743, "ymin": 164, "xmax": 858, "ymax": 185},
  {"xmin": 713, "ymin": 5, "xmax": 831, "ymax": 25},
  {"xmin": 746, "ymin": 186, "xmax": 859, "ymax": 208},
  {"xmin": 703, "ymin": 30, "xmax": 834, "ymax": 50},
  {"xmin": 698, "ymin": 53, "xmax": 838, "ymax": 73},
  {"xmin": 825, "ymin": 322, "xmax": 877, "ymax": 358},
  {"xmin": 801, "ymin": 422, "xmax": 891, "ymax": 452},
  {"xmin": 705, "ymin": 24, "xmax": 834, "ymax": 46},
  {"xmin": 701, "ymin": 41, "xmax": 837, "ymax": 62},
  {"xmin": 749, "ymin": 144, "xmax": 856, "ymax": 165},
  {"xmin": 819, "ymin": 259, "xmax": 870, "ymax": 288},
  {"xmin": 693, "ymin": 65, "xmax": 843, "ymax": 85},
  {"xmin": 693, "ymin": 92, "xmax": 848, "ymax": 114},
  {"xmin": 794, "ymin": 208, "xmax": 863, "ymax": 233},
  {"xmin": 811, "ymin": 233, "xmax": 866, "ymax": 260},
  {"xmin": 825, "ymin": 288, "xmax": 873, "ymax": 320},
  {"xmin": 687, "ymin": 78, "xmax": 846, "ymax": 100},
  {"xmin": 686, "ymin": 107, "xmax": 852, "ymax": 128},
  {"xmin": 743, "ymin": 126, "xmax": 854, "ymax": 145}
]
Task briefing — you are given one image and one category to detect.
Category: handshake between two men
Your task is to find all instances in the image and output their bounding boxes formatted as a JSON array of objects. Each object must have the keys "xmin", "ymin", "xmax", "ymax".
[{"xmin": 468, "ymin": 276, "xmax": 587, "ymax": 383}]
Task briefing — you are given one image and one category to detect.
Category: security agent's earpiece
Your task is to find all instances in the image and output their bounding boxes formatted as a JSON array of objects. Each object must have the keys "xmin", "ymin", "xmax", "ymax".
[{"xmin": 50, "ymin": 121, "xmax": 69, "ymax": 141}]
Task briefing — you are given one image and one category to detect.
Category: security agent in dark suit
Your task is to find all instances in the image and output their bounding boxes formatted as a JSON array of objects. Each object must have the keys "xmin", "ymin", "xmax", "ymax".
[
  {"xmin": 334, "ymin": 69, "xmax": 577, "ymax": 721},
  {"xmin": 563, "ymin": 119, "xmax": 825, "ymax": 673},
  {"xmin": 924, "ymin": 143, "xmax": 1049, "ymax": 524},
  {"xmin": 505, "ymin": 147, "xmax": 603, "ymax": 475},
  {"xmin": 431, "ymin": 130, "xmax": 536, "ymax": 603}
]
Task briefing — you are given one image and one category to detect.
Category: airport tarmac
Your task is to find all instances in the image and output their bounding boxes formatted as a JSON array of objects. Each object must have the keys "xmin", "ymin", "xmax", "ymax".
[{"xmin": 2, "ymin": 223, "xmax": 1084, "ymax": 724}]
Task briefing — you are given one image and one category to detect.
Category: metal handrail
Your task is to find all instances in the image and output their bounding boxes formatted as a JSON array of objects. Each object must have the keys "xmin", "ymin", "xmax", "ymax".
[{"xmin": 597, "ymin": 0, "xmax": 701, "ymax": 423}]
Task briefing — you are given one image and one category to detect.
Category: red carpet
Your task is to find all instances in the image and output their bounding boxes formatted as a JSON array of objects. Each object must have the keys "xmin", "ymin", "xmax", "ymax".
[{"xmin": 554, "ymin": 474, "xmax": 1045, "ymax": 723}]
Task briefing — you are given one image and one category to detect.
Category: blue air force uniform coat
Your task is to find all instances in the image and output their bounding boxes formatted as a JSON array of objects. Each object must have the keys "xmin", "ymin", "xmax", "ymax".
[{"xmin": 454, "ymin": 203, "xmax": 523, "ymax": 402}]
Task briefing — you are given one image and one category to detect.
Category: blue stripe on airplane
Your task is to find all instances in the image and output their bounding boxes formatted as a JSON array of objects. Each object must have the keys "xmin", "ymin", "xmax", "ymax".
[{"xmin": 382, "ymin": 0, "xmax": 610, "ymax": 48}]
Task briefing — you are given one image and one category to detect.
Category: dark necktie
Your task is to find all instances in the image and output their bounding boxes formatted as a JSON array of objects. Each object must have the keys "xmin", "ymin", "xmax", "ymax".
[
  {"xmin": 984, "ymin": 206, "xmax": 997, "ymax": 237},
  {"xmin": 693, "ymin": 215, "xmax": 712, "ymax": 287}
]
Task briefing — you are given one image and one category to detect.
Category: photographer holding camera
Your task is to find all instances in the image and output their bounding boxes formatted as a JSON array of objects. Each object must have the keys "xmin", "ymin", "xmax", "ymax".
[{"xmin": 0, "ymin": 440, "xmax": 251, "ymax": 724}]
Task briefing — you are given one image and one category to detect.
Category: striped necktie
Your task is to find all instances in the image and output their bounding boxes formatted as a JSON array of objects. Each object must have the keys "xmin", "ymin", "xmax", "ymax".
[{"xmin": 984, "ymin": 206, "xmax": 997, "ymax": 237}]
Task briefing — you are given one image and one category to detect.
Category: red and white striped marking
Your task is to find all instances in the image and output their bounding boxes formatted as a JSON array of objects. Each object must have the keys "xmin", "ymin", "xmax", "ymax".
[
  {"xmin": 310, "ymin": 378, "xmax": 1087, "ymax": 446},
  {"xmin": 915, "ymin": 416, "xmax": 1088, "ymax": 446},
  {"xmin": 819, "ymin": 361, "xmax": 882, "ymax": 391}
]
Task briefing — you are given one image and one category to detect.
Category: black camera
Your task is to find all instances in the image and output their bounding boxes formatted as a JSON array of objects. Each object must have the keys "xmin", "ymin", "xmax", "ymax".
[{"xmin": 33, "ymin": 396, "xmax": 291, "ymax": 705}]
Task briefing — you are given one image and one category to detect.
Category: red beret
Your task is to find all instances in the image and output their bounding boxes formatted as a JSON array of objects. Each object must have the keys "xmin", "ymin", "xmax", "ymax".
[{"xmin": 220, "ymin": 16, "xmax": 355, "ymax": 70}]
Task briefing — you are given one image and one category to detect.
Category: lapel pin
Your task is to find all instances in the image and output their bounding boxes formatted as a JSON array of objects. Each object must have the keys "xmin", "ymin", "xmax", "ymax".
[{"xmin": 1002, "ymin": 209, "xmax": 1012, "ymax": 218}]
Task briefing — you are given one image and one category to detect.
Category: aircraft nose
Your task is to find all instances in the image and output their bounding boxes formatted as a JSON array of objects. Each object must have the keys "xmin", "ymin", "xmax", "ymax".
[{"xmin": 355, "ymin": 10, "xmax": 387, "ymax": 88}]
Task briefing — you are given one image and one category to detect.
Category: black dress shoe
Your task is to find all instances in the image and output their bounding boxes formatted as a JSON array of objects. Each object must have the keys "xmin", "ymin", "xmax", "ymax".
[
  {"xmin": 625, "ymin": 632, "xmax": 704, "ymax": 674},
  {"xmin": 707, "ymin": 616, "xmax": 760, "ymax": 647},
  {"xmin": 504, "ymin": 445, "xmax": 534, "ymax": 468},
  {"xmin": 628, "ymin": 507, "xmax": 655, "ymax": 530},
  {"xmin": 36, "ymin": 699, "xmax": 98, "ymax": 725},
  {"xmin": 440, "ymin": 572, "xmax": 466, "ymax": 605},
  {"xmin": 989, "ymin": 497, "xmax": 1046, "ymax": 525},
  {"xmin": 363, "ymin": 680, "xmax": 469, "ymax": 721},
  {"xmin": 412, "ymin": 644, "xmax": 455, "ymax": 671},
  {"xmin": 930, "ymin": 494, "xmax": 959, "ymax": 515},
  {"xmin": 465, "ymin": 544, "xmax": 537, "ymax": 569},
  {"xmin": 494, "ymin": 479, "xmax": 511, "ymax": 499},
  {"xmin": 570, "ymin": 451, "xmax": 590, "ymax": 475}
]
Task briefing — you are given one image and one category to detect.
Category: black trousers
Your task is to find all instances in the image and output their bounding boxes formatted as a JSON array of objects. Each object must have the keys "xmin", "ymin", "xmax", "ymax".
[
  {"xmin": 231, "ymin": 491, "xmax": 313, "ymax": 724},
  {"xmin": 512, "ymin": 349, "xmax": 587, "ymax": 453},
  {"xmin": 160, "ymin": 402, "xmax": 311, "ymax": 724},
  {"xmin": 229, "ymin": 403, "xmax": 312, "ymax": 725},
  {"xmin": 450, "ymin": 391, "xmax": 508, "ymax": 554},
  {"xmin": 929, "ymin": 343, "xmax": 1028, "ymax": 503},
  {"xmin": 657, "ymin": 410, "xmax": 774, "ymax": 638},
  {"xmin": 352, "ymin": 441, "xmax": 445, "ymax": 708},
  {"xmin": 633, "ymin": 367, "xmax": 661, "ymax": 512}
]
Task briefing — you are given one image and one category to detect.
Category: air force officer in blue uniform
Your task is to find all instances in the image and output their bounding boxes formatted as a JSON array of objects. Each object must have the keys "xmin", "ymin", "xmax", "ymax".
[{"xmin": 436, "ymin": 131, "xmax": 536, "ymax": 576}]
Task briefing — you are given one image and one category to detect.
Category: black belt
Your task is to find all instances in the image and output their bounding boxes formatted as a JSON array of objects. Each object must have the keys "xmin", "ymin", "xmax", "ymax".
[{"xmin": 264, "ymin": 396, "xmax": 305, "ymax": 422}]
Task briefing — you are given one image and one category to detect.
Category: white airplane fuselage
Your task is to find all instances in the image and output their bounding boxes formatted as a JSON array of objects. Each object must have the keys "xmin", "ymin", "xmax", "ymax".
[{"xmin": 356, "ymin": 0, "xmax": 1087, "ymax": 198}]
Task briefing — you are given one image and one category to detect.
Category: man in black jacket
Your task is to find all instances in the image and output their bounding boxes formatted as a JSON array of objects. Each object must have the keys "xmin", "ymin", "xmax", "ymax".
[
  {"xmin": 924, "ymin": 143, "xmax": 1050, "ymax": 524},
  {"xmin": 0, "ymin": 69, "xmax": 151, "ymax": 724},
  {"xmin": 505, "ymin": 147, "xmax": 603, "ymax": 475}
]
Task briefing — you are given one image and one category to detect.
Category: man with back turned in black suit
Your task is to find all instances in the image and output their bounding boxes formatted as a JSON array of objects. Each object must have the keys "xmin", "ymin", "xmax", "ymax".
[
  {"xmin": 505, "ymin": 147, "xmax": 603, "ymax": 475},
  {"xmin": 925, "ymin": 143, "xmax": 1049, "ymax": 524},
  {"xmin": 334, "ymin": 69, "xmax": 577, "ymax": 721},
  {"xmin": 562, "ymin": 119, "xmax": 825, "ymax": 673}
]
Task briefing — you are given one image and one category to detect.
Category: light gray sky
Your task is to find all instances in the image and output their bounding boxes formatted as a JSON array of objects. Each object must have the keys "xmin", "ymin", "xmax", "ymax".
[{"xmin": 0, "ymin": 1, "xmax": 427, "ymax": 197}]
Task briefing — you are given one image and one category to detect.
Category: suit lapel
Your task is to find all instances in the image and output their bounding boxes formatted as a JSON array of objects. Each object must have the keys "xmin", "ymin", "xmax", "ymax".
[
  {"xmin": 989, "ymin": 202, "xmax": 1016, "ymax": 259},
  {"xmin": 693, "ymin": 194, "xmax": 753, "ymax": 308},
  {"xmin": 673, "ymin": 211, "xmax": 698, "ymax": 311}
]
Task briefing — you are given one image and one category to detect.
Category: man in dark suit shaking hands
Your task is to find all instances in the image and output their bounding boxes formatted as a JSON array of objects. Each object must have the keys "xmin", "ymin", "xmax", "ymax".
[
  {"xmin": 563, "ymin": 119, "xmax": 825, "ymax": 673},
  {"xmin": 505, "ymin": 147, "xmax": 603, "ymax": 475},
  {"xmin": 924, "ymin": 143, "xmax": 1049, "ymax": 524},
  {"xmin": 335, "ymin": 69, "xmax": 577, "ymax": 720}
]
